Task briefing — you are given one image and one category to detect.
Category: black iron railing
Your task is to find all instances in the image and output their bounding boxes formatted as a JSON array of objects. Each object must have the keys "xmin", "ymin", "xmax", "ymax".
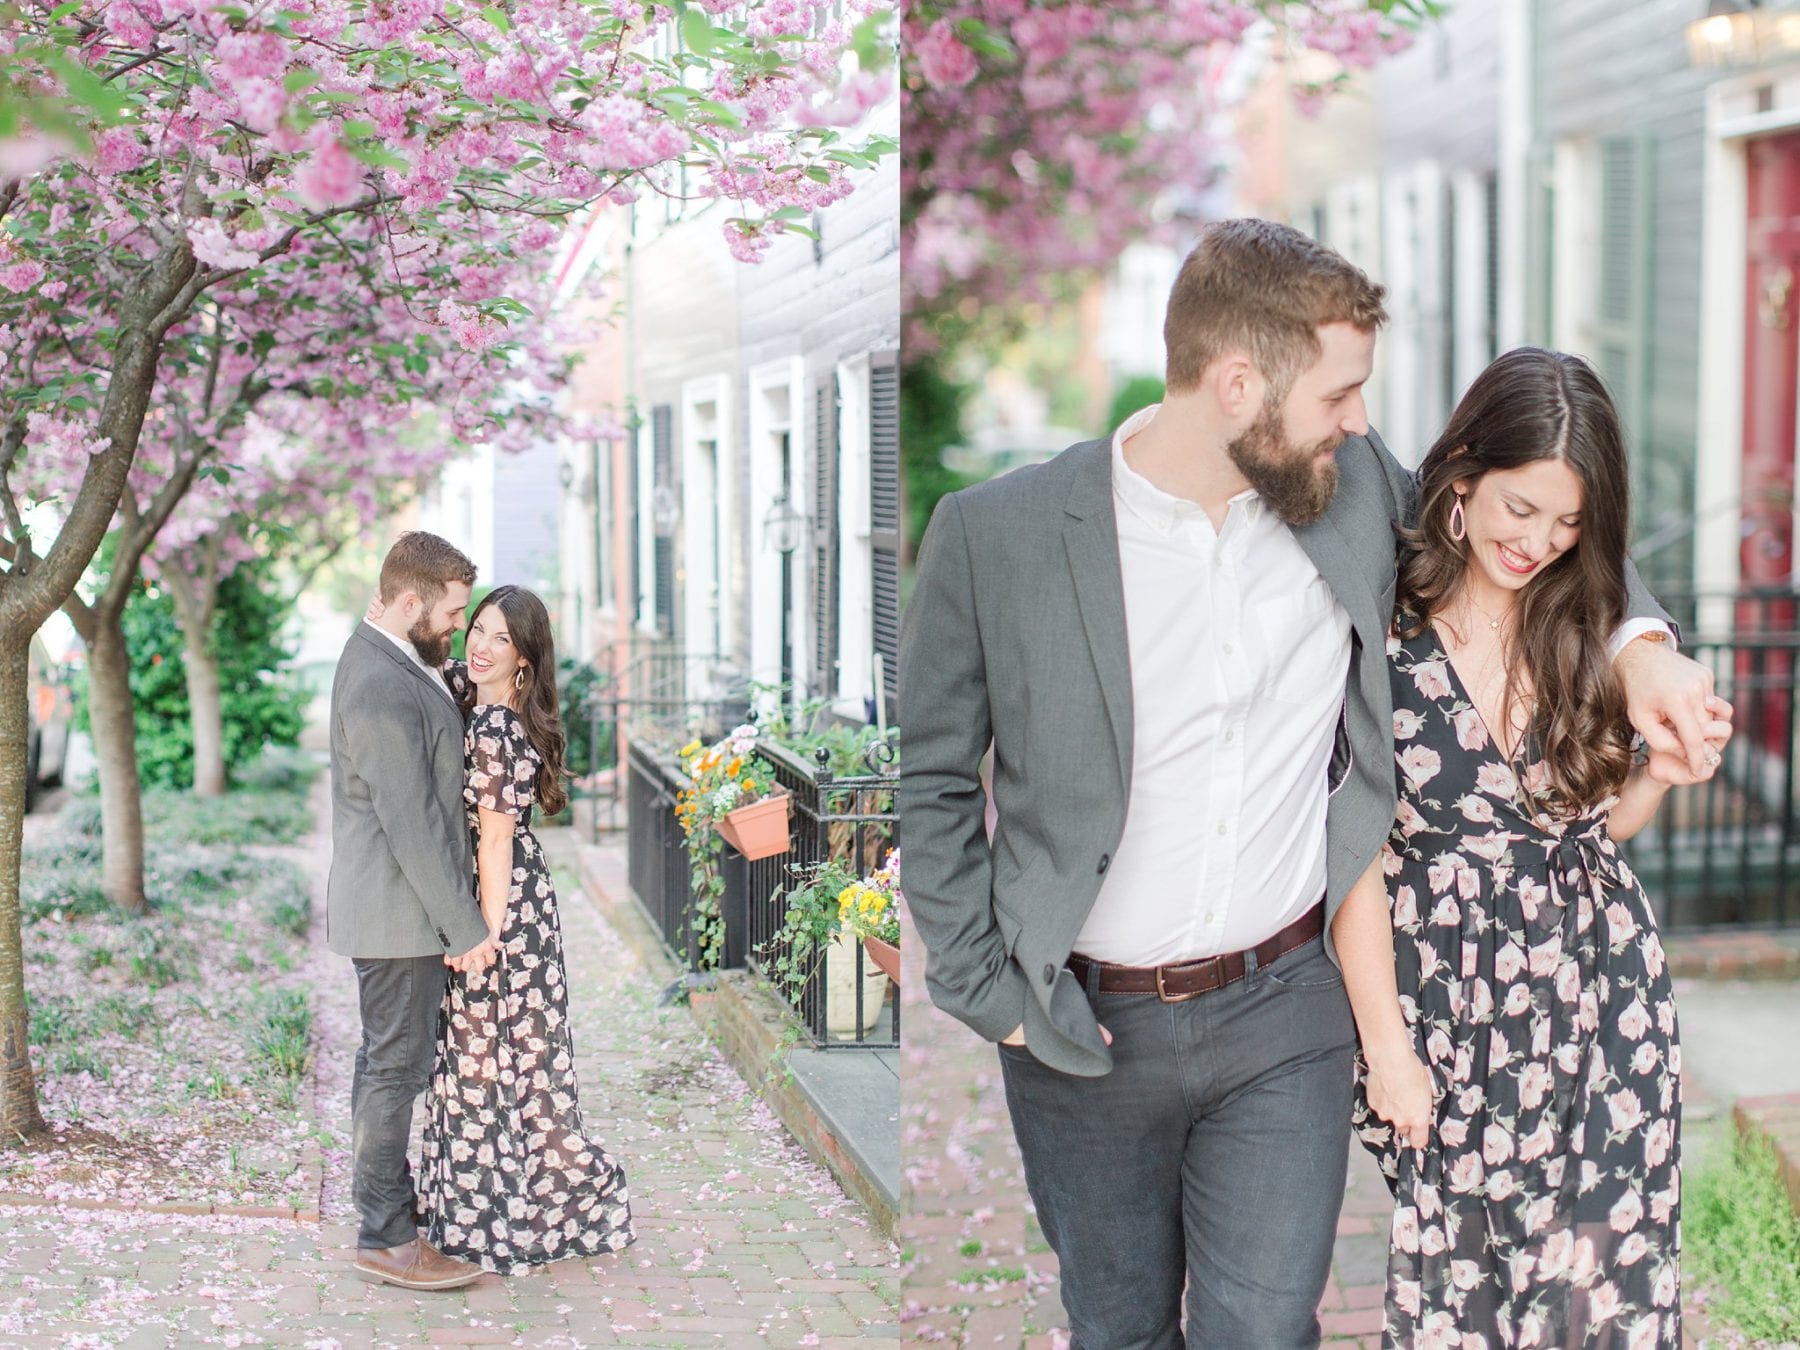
[
  {"xmin": 743, "ymin": 740, "xmax": 899, "ymax": 1050},
  {"xmin": 1623, "ymin": 588, "xmax": 1799, "ymax": 929},
  {"xmin": 622, "ymin": 731, "xmax": 899, "ymax": 1047}
]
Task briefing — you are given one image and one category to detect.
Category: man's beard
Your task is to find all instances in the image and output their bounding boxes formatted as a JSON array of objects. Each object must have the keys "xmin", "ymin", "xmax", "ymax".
[
  {"xmin": 1226, "ymin": 399, "xmax": 1343, "ymax": 526},
  {"xmin": 408, "ymin": 616, "xmax": 453, "ymax": 667}
]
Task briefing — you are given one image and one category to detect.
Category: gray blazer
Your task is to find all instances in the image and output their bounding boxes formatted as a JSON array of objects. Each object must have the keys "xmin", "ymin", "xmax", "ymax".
[
  {"xmin": 326, "ymin": 624, "xmax": 489, "ymax": 960},
  {"xmin": 897, "ymin": 431, "xmax": 1669, "ymax": 1078}
]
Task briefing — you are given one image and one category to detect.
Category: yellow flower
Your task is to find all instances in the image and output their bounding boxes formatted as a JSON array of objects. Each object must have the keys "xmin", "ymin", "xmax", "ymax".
[
  {"xmin": 727, "ymin": 758, "xmax": 742, "ymax": 777},
  {"xmin": 680, "ymin": 740, "xmax": 702, "ymax": 758},
  {"xmin": 700, "ymin": 750, "xmax": 721, "ymax": 772}
]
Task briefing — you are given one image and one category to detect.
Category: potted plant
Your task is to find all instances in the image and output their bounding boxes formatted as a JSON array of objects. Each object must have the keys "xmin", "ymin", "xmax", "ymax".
[
  {"xmin": 674, "ymin": 725, "xmax": 788, "ymax": 969},
  {"xmin": 836, "ymin": 849, "xmax": 901, "ymax": 985},
  {"xmin": 763, "ymin": 857, "xmax": 891, "ymax": 1038},
  {"xmin": 679, "ymin": 725, "xmax": 790, "ymax": 861}
]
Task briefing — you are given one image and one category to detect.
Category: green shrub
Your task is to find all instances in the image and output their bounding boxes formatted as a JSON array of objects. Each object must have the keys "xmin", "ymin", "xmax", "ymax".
[
  {"xmin": 1686, "ymin": 1129, "xmax": 1800, "ymax": 1342},
  {"xmin": 71, "ymin": 559, "xmax": 310, "ymax": 791},
  {"xmin": 1106, "ymin": 374, "xmax": 1165, "ymax": 431},
  {"xmin": 250, "ymin": 988, "xmax": 312, "ymax": 1080}
]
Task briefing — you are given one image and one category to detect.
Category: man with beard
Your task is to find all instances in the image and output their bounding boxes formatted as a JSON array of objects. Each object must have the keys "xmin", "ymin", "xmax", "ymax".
[
  {"xmin": 328, "ymin": 530, "xmax": 497, "ymax": 1291},
  {"xmin": 898, "ymin": 218, "xmax": 1717, "ymax": 1347}
]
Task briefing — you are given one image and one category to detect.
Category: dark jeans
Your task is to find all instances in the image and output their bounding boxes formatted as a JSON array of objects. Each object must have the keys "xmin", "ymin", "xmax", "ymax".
[
  {"xmin": 351, "ymin": 955, "xmax": 446, "ymax": 1250},
  {"xmin": 998, "ymin": 935, "xmax": 1357, "ymax": 1350}
]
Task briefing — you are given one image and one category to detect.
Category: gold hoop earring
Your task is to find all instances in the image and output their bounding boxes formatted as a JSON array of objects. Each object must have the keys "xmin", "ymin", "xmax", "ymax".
[
  {"xmin": 515, "ymin": 668, "xmax": 526, "ymax": 692},
  {"xmin": 1448, "ymin": 495, "xmax": 1467, "ymax": 543}
]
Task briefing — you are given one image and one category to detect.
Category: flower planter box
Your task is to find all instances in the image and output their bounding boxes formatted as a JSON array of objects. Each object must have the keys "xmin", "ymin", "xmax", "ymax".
[
  {"xmin": 826, "ymin": 930, "xmax": 890, "ymax": 1038},
  {"xmin": 717, "ymin": 792, "xmax": 792, "ymax": 861},
  {"xmin": 863, "ymin": 935, "xmax": 900, "ymax": 985}
]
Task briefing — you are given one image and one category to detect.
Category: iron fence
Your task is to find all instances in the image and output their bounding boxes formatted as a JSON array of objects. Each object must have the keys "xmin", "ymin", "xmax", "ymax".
[
  {"xmin": 621, "ymin": 734, "xmax": 901, "ymax": 1048},
  {"xmin": 1622, "ymin": 589, "xmax": 1800, "ymax": 929},
  {"xmin": 742, "ymin": 740, "xmax": 899, "ymax": 1050}
]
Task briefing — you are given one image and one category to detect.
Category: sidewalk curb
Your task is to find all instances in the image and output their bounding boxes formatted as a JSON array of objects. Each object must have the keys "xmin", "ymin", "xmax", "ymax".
[
  {"xmin": 1664, "ymin": 931, "xmax": 1800, "ymax": 980},
  {"xmin": 568, "ymin": 838, "xmax": 896, "ymax": 1239}
]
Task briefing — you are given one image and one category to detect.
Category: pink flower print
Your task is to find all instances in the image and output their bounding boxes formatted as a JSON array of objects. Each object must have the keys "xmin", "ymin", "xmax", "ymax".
[
  {"xmin": 1391, "ymin": 1205, "xmax": 1421, "ymax": 1253},
  {"xmin": 1456, "ymin": 863, "xmax": 1481, "ymax": 901},
  {"xmin": 1396, "ymin": 798, "xmax": 1430, "ymax": 837},
  {"xmin": 1428, "ymin": 855, "xmax": 1457, "ymax": 894},
  {"xmin": 1455, "ymin": 793, "xmax": 1496, "ymax": 824},
  {"xmin": 1399, "ymin": 744, "xmax": 1442, "ymax": 790},
  {"xmin": 1418, "ymin": 1221, "xmax": 1448, "ymax": 1256},
  {"xmin": 1588, "ymin": 1282, "xmax": 1623, "ymax": 1324},
  {"xmin": 1452, "ymin": 706, "xmax": 1487, "ymax": 751},
  {"xmin": 1413, "ymin": 659, "xmax": 1453, "ymax": 699},
  {"xmin": 1644, "ymin": 1117, "xmax": 1674, "ymax": 1168},
  {"xmin": 1537, "ymin": 1228, "xmax": 1575, "ymax": 1278},
  {"xmin": 1475, "ymin": 762, "xmax": 1518, "ymax": 798},
  {"xmin": 1519, "ymin": 1312, "xmax": 1546, "ymax": 1349},
  {"xmin": 1449, "ymin": 1150, "xmax": 1486, "ymax": 1195},
  {"xmin": 1616, "ymin": 997, "xmax": 1651, "ymax": 1041},
  {"xmin": 1438, "ymin": 1116, "xmax": 1468, "ymax": 1148},
  {"xmin": 1609, "ymin": 1189, "xmax": 1644, "ymax": 1232},
  {"xmin": 1657, "ymin": 1000, "xmax": 1677, "ymax": 1037},
  {"xmin": 1630, "ymin": 1041, "xmax": 1660, "ymax": 1076},
  {"xmin": 1607, "ymin": 1088, "xmax": 1646, "ymax": 1134},
  {"xmin": 1467, "ymin": 978, "xmax": 1493, "ymax": 1023},
  {"xmin": 1517, "ymin": 874, "xmax": 1547, "ymax": 921},
  {"xmin": 1554, "ymin": 959, "xmax": 1581, "ymax": 1005},
  {"xmin": 1482, "ymin": 1124, "xmax": 1513, "ymax": 1165},
  {"xmin": 1572, "ymin": 1235, "xmax": 1601, "ymax": 1282},
  {"xmin": 1487, "ymin": 1168, "xmax": 1516, "ymax": 1201},
  {"xmin": 1488, "ymin": 1026, "xmax": 1516, "ymax": 1073},
  {"xmin": 1509, "ymin": 1253, "xmax": 1536, "ymax": 1296},
  {"xmin": 1627, "ymin": 1315, "xmax": 1661, "ymax": 1349},
  {"xmin": 1394, "ymin": 708, "xmax": 1425, "ymax": 739},
  {"xmin": 1518, "ymin": 1060, "xmax": 1554, "ymax": 1109},
  {"xmin": 1456, "ymin": 834, "xmax": 1509, "ymax": 869},
  {"xmin": 1429, "ymin": 895, "xmax": 1460, "ymax": 928},
  {"xmin": 1652, "ymin": 1261, "xmax": 1678, "ymax": 1306},
  {"xmin": 1393, "ymin": 1277, "xmax": 1422, "ymax": 1317},
  {"xmin": 1641, "ymin": 932, "xmax": 1666, "ymax": 979},
  {"xmin": 1604, "ymin": 900, "xmax": 1639, "ymax": 945},
  {"xmin": 1494, "ymin": 941, "xmax": 1527, "ymax": 982},
  {"xmin": 1517, "ymin": 1116, "xmax": 1556, "ymax": 1163},
  {"xmin": 1502, "ymin": 981, "xmax": 1532, "ymax": 1019},
  {"xmin": 1391, "ymin": 884, "xmax": 1418, "ymax": 927},
  {"xmin": 1426, "ymin": 1027, "xmax": 1453, "ymax": 1065}
]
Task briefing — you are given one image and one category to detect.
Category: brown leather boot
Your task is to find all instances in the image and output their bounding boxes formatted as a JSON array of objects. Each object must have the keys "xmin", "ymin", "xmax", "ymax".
[{"xmin": 354, "ymin": 1237, "xmax": 485, "ymax": 1291}]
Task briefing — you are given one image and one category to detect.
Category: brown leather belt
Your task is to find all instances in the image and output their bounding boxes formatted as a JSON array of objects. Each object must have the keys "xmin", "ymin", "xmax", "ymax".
[{"xmin": 1066, "ymin": 903, "xmax": 1326, "ymax": 1002}]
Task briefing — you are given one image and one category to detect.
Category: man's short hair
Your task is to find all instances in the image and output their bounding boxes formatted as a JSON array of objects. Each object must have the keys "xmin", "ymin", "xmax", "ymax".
[
  {"xmin": 378, "ymin": 531, "xmax": 477, "ymax": 608},
  {"xmin": 1164, "ymin": 218, "xmax": 1388, "ymax": 399}
]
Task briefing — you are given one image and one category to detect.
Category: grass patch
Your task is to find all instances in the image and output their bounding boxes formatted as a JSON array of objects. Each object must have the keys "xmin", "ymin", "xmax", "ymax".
[
  {"xmin": 955, "ymin": 1266, "xmax": 1027, "ymax": 1287},
  {"xmin": 143, "ymin": 789, "xmax": 314, "ymax": 848},
  {"xmin": 1685, "ymin": 1128, "xmax": 1800, "ymax": 1344},
  {"xmin": 250, "ymin": 988, "xmax": 312, "ymax": 1081}
]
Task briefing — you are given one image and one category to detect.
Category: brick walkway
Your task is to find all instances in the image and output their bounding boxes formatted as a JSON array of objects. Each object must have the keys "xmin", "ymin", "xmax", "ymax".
[
  {"xmin": 0, "ymin": 820, "xmax": 897, "ymax": 1347},
  {"xmin": 899, "ymin": 939, "xmax": 1712, "ymax": 1349}
]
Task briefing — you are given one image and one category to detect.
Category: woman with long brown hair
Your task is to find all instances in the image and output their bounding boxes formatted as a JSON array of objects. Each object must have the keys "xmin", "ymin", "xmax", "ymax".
[
  {"xmin": 393, "ymin": 583, "xmax": 635, "ymax": 1272},
  {"xmin": 1334, "ymin": 349, "xmax": 1730, "ymax": 1347}
]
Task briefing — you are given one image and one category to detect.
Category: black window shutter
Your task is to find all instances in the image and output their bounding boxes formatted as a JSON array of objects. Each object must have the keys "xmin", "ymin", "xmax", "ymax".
[
  {"xmin": 812, "ymin": 377, "xmax": 840, "ymax": 698},
  {"xmin": 870, "ymin": 351, "xmax": 900, "ymax": 721},
  {"xmin": 651, "ymin": 404, "xmax": 675, "ymax": 638}
]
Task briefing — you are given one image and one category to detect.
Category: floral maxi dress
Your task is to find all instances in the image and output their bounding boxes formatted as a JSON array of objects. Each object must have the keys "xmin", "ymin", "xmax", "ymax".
[
  {"xmin": 1352, "ymin": 624, "xmax": 1681, "ymax": 1349},
  {"xmin": 419, "ymin": 691, "xmax": 635, "ymax": 1273}
]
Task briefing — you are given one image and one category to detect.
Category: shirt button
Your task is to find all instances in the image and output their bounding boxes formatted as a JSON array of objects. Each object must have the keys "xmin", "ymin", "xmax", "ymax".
[
  {"xmin": 1217, "ymin": 823, "xmax": 1229, "ymax": 837},
  {"xmin": 1222, "ymin": 642, "xmax": 1234, "ymax": 655},
  {"xmin": 1224, "ymin": 729, "xmax": 1234, "ymax": 744},
  {"xmin": 1097, "ymin": 853, "xmax": 1111, "ymax": 875},
  {"xmin": 1042, "ymin": 964, "xmax": 1057, "ymax": 985}
]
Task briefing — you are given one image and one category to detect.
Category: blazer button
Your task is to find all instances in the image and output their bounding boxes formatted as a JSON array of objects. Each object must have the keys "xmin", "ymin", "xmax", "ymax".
[
  {"xmin": 1097, "ymin": 853, "xmax": 1111, "ymax": 875},
  {"xmin": 1043, "ymin": 964, "xmax": 1056, "ymax": 985},
  {"xmin": 437, "ymin": 929, "xmax": 449, "ymax": 946}
]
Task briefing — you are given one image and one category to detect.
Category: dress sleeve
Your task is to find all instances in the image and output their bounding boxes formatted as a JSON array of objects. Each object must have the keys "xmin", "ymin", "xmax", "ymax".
[{"xmin": 467, "ymin": 710, "xmax": 537, "ymax": 816}]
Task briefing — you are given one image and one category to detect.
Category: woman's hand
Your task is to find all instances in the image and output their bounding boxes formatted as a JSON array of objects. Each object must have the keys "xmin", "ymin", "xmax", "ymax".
[
  {"xmin": 1364, "ymin": 1044, "xmax": 1434, "ymax": 1150},
  {"xmin": 1644, "ymin": 695, "xmax": 1733, "ymax": 787},
  {"xmin": 365, "ymin": 593, "xmax": 386, "ymax": 623}
]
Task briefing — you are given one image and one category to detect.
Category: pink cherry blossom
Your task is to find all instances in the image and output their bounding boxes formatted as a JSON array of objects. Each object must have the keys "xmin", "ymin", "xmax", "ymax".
[{"xmin": 292, "ymin": 140, "xmax": 366, "ymax": 210}]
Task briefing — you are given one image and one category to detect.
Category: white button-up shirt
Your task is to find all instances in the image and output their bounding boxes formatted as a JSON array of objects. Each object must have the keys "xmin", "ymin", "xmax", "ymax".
[
  {"xmin": 366, "ymin": 620, "xmax": 456, "ymax": 705},
  {"xmin": 1072, "ymin": 405, "xmax": 1354, "ymax": 966}
]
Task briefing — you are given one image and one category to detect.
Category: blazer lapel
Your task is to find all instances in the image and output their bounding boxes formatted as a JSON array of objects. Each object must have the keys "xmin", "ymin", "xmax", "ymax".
[
  {"xmin": 1062, "ymin": 444, "xmax": 1134, "ymax": 791},
  {"xmin": 356, "ymin": 624, "xmax": 459, "ymax": 713},
  {"xmin": 1290, "ymin": 510, "xmax": 1382, "ymax": 647}
]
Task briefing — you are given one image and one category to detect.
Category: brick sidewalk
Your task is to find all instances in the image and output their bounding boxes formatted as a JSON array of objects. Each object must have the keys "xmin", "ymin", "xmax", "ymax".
[
  {"xmin": 0, "ymin": 823, "xmax": 898, "ymax": 1346},
  {"xmin": 899, "ymin": 941, "xmax": 1711, "ymax": 1349}
]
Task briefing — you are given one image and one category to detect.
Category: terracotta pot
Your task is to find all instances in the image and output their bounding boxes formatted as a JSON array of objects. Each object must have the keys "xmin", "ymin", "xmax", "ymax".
[
  {"xmin": 863, "ymin": 935, "xmax": 900, "ymax": 985},
  {"xmin": 716, "ymin": 792, "xmax": 791, "ymax": 860}
]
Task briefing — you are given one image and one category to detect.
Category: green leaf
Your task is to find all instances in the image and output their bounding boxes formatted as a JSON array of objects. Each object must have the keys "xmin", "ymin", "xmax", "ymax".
[
  {"xmin": 347, "ymin": 142, "xmax": 409, "ymax": 170},
  {"xmin": 482, "ymin": 5, "xmax": 511, "ymax": 34},
  {"xmin": 283, "ymin": 67, "xmax": 321, "ymax": 94},
  {"xmin": 680, "ymin": 8, "xmax": 715, "ymax": 55}
]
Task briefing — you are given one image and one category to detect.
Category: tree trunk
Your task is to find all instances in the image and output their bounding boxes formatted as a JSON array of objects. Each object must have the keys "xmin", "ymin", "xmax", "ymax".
[
  {"xmin": 167, "ymin": 569, "xmax": 224, "ymax": 798},
  {"xmin": 0, "ymin": 639, "xmax": 47, "ymax": 1137},
  {"xmin": 86, "ymin": 616, "xmax": 147, "ymax": 913}
]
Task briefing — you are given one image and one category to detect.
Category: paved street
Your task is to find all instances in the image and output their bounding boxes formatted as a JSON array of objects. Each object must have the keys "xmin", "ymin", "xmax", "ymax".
[
  {"xmin": 899, "ymin": 936, "xmax": 1724, "ymax": 1349},
  {"xmin": 0, "ymin": 812, "xmax": 898, "ymax": 1347}
]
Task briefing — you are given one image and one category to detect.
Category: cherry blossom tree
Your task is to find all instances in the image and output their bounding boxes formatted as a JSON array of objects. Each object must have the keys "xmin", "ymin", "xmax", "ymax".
[
  {"xmin": 0, "ymin": 0, "xmax": 894, "ymax": 1135},
  {"xmin": 901, "ymin": 0, "xmax": 1437, "ymax": 352}
]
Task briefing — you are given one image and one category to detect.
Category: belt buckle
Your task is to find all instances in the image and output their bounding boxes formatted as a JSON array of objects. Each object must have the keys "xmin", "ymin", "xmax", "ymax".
[{"xmin": 1155, "ymin": 962, "xmax": 1204, "ymax": 1003}]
